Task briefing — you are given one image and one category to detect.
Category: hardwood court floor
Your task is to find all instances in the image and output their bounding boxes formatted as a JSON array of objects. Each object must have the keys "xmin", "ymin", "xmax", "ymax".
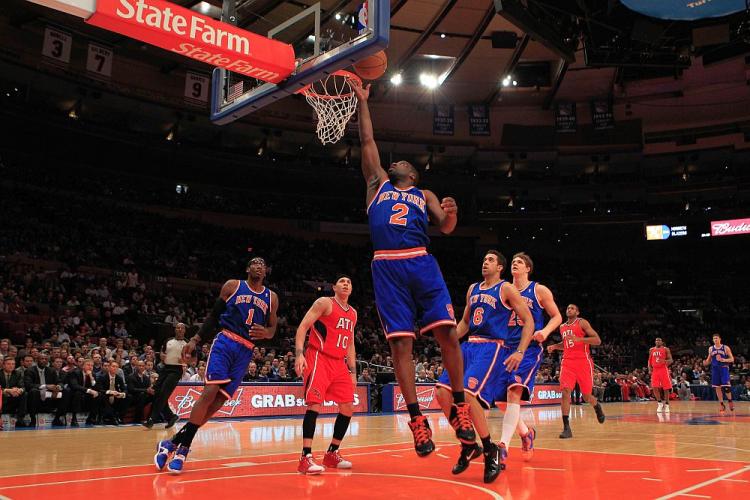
[{"xmin": 1, "ymin": 401, "xmax": 748, "ymax": 499}]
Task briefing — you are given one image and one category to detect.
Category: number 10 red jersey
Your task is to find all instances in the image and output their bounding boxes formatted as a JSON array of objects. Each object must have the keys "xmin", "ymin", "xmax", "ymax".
[{"xmin": 308, "ymin": 298, "xmax": 357, "ymax": 359}]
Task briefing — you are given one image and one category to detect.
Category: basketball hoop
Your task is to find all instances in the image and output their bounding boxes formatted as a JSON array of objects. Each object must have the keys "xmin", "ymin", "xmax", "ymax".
[{"xmin": 299, "ymin": 70, "xmax": 361, "ymax": 145}]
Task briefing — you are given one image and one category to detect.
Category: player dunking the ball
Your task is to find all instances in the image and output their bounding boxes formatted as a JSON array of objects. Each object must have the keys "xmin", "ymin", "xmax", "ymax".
[
  {"xmin": 294, "ymin": 276, "xmax": 358, "ymax": 475},
  {"xmin": 547, "ymin": 304, "xmax": 605, "ymax": 439},
  {"xmin": 648, "ymin": 337, "xmax": 673, "ymax": 414},
  {"xmin": 153, "ymin": 257, "xmax": 278, "ymax": 474},
  {"xmin": 703, "ymin": 333, "xmax": 735, "ymax": 413},
  {"xmin": 352, "ymin": 82, "xmax": 475, "ymax": 455}
]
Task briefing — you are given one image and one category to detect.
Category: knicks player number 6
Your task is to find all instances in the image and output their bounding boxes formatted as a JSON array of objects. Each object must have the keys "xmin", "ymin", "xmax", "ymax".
[
  {"xmin": 472, "ymin": 308, "xmax": 484, "ymax": 326},
  {"xmin": 336, "ymin": 334, "xmax": 349, "ymax": 349},
  {"xmin": 389, "ymin": 203, "xmax": 409, "ymax": 226}
]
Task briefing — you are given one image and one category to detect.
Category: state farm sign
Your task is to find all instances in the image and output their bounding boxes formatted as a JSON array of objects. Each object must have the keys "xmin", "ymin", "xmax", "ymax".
[
  {"xmin": 710, "ymin": 218, "xmax": 750, "ymax": 237},
  {"xmin": 169, "ymin": 383, "xmax": 370, "ymax": 419},
  {"xmin": 86, "ymin": 0, "xmax": 295, "ymax": 82}
]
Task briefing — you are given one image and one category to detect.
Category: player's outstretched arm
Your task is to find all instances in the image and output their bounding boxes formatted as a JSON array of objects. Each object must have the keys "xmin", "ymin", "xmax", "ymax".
[
  {"xmin": 184, "ymin": 279, "xmax": 237, "ymax": 358},
  {"xmin": 575, "ymin": 319, "xmax": 601, "ymax": 345},
  {"xmin": 424, "ymin": 190, "xmax": 458, "ymax": 234},
  {"xmin": 294, "ymin": 298, "xmax": 333, "ymax": 376},
  {"xmin": 533, "ymin": 284, "xmax": 562, "ymax": 342},
  {"xmin": 351, "ymin": 83, "xmax": 387, "ymax": 194},
  {"xmin": 546, "ymin": 342, "xmax": 563, "ymax": 353},
  {"xmin": 455, "ymin": 285, "xmax": 474, "ymax": 339}
]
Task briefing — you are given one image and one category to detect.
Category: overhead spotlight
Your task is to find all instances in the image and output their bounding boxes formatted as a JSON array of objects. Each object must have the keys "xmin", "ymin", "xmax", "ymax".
[
  {"xmin": 166, "ymin": 129, "xmax": 174, "ymax": 141},
  {"xmin": 684, "ymin": 201, "xmax": 690, "ymax": 211},
  {"xmin": 502, "ymin": 77, "xmax": 511, "ymax": 87},
  {"xmin": 507, "ymin": 197, "xmax": 514, "ymax": 207},
  {"xmin": 507, "ymin": 161, "xmax": 514, "ymax": 178},
  {"xmin": 440, "ymin": 33, "xmax": 446, "ymax": 39},
  {"xmin": 68, "ymin": 103, "xmax": 79, "ymax": 120},
  {"xmin": 419, "ymin": 73, "xmax": 439, "ymax": 89},
  {"xmin": 512, "ymin": 80, "xmax": 517, "ymax": 86},
  {"xmin": 390, "ymin": 73, "xmax": 403, "ymax": 85},
  {"xmin": 335, "ymin": 13, "xmax": 342, "ymax": 20}
]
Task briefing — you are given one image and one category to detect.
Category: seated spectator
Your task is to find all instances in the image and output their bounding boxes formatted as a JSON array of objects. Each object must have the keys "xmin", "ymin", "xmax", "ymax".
[
  {"xmin": 127, "ymin": 360, "xmax": 153, "ymax": 423},
  {"xmin": 738, "ymin": 381, "xmax": 750, "ymax": 402},
  {"xmin": 24, "ymin": 353, "xmax": 66, "ymax": 426},
  {"xmin": 676, "ymin": 376, "xmax": 691, "ymax": 401},
  {"xmin": 189, "ymin": 363, "xmax": 206, "ymax": 383},
  {"xmin": 96, "ymin": 360, "xmax": 128, "ymax": 425},
  {"xmin": 1, "ymin": 357, "xmax": 29, "ymax": 427},
  {"xmin": 243, "ymin": 362, "xmax": 258, "ymax": 382},
  {"xmin": 358, "ymin": 367, "xmax": 374, "ymax": 383},
  {"xmin": 67, "ymin": 358, "xmax": 100, "ymax": 426},
  {"xmin": 276, "ymin": 366, "xmax": 292, "ymax": 382}
]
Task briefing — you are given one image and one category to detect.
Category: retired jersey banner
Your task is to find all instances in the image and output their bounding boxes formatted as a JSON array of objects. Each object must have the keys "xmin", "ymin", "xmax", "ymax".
[
  {"xmin": 86, "ymin": 0, "xmax": 295, "ymax": 82},
  {"xmin": 591, "ymin": 99, "xmax": 614, "ymax": 130},
  {"xmin": 554, "ymin": 102, "xmax": 577, "ymax": 133},
  {"xmin": 468, "ymin": 104, "xmax": 490, "ymax": 136},
  {"xmin": 170, "ymin": 383, "xmax": 370, "ymax": 419},
  {"xmin": 433, "ymin": 104, "xmax": 454, "ymax": 136}
]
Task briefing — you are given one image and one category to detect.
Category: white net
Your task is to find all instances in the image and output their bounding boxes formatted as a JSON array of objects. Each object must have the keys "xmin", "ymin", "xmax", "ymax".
[{"xmin": 302, "ymin": 72, "xmax": 360, "ymax": 145}]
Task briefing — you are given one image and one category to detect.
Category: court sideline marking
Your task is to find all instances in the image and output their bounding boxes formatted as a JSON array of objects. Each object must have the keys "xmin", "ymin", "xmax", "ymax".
[{"xmin": 655, "ymin": 465, "xmax": 750, "ymax": 500}]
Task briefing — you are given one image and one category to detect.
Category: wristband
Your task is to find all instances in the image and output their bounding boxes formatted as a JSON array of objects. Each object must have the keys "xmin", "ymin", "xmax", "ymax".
[{"xmin": 516, "ymin": 349, "xmax": 525, "ymax": 355}]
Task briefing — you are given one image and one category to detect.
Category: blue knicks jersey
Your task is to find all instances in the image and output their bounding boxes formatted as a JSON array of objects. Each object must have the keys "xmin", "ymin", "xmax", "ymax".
[
  {"xmin": 710, "ymin": 345, "xmax": 729, "ymax": 367},
  {"xmin": 218, "ymin": 281, "xmax": 271, "ymax": 341},
  {"xmin": 467, "ymin": 280, "xmax": 512, "ymax": 340},
  {"xmin": 367, "ymin": 180, "xmax": 430, "ymax": 251},
  {"xmin": 509, "ymin": 281, "xmax": 545, "ymax": 346}
]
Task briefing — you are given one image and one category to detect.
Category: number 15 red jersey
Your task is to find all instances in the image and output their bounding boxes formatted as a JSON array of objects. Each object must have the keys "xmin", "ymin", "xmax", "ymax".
[
  {"xmin": 560, "ymin": 318, "xmax": 590, "ymax": 360},
  {"xmin": 308, "ymin": 298, "xmax": 357, "ymax": 359}
]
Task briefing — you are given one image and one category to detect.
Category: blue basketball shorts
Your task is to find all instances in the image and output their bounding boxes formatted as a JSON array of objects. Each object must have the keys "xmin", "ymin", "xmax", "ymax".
[
  {"xmin": 436, "ymin": 339, "xmax": 506, "ymax": 408},
  {"xmin": 205, "ymin": 331, "xmax": 255, "ymax": 398},
  {"xmin": 493, "ymin": 343, "xmax": 544, "ymax": 404},
  {"xmin": 371, "ymin": 251, "xmax": 456, "ymax": 339},
  {"xmin": 711, "ymin": 365, "xmax": 730, "ymax": 387}
]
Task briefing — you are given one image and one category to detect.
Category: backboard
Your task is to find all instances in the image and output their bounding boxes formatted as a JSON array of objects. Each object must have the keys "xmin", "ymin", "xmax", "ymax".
[{"xmin": 211, "ymin": 0, "xmax": 389, "ymax": 125}]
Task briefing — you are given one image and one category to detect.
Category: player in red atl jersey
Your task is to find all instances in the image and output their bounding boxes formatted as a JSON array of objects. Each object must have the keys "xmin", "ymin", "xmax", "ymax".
[
  {"xmin": 294, "ymin": 276, "xmax": 358, "ymax": 475},
  {"xmin": 648, "ymin": 338, "xmax": 673, "ymax": 414},
  {"xmin": 547, "ymin": 304, "xmax": 605, "ymax": 439}
]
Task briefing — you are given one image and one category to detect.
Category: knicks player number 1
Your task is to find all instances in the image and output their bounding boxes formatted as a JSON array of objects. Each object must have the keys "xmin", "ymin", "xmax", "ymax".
[{"xmin": 389, "ymin": 204, "xmax": 409, "ymax": 226}]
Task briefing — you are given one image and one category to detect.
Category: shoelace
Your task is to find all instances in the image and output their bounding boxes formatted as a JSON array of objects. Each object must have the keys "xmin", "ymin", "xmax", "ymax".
[
  {"xmin": 455, "ymin": 404, "xmax": 473, "ymax": 431},
  {"xmin": 411, "ymin": 417, "xmax": 431, "ymax": 444}
]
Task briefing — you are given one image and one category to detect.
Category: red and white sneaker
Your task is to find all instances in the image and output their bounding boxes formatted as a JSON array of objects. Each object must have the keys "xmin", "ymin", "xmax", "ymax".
[
  {"xmin": 323, "ymin": 450, "xmax": 352, "ymax": 469},
  {"xmin": 298, "ymin": 454, "xmax": 324, "ymax": 475}
]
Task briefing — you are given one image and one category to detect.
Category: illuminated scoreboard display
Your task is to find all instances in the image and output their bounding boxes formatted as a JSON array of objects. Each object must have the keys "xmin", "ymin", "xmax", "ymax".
[{"xmin": 645, "ymin": 224, "xmax": 688, "ymax": 241}]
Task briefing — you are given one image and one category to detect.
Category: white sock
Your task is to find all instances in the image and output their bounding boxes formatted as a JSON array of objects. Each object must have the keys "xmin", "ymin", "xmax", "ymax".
[
  {"xmin": 517, "ymin": 407, "xmax": 535, "ymax": 436},
  {"xmin": 501, "ymin": 403, "xmax": 521, "ymax": 446}
]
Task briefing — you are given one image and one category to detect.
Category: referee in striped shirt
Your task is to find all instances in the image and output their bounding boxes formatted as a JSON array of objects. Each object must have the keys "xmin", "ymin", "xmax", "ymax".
[{"xmin": 144, "ymin": 323, "xmax": 187, "ymax": 428}]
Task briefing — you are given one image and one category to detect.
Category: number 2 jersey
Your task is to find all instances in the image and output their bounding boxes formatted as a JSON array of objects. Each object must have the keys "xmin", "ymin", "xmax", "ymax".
[
  {"xmin": 308, "ymin": 298, "xmax": 357, "ymax": 359},
  {"xmin": 218, "ymin": 281, "xmax": 272, "ymax": 344},
  {"xmin": 367, "ymin": 180, "xmax": 430, "ymax": 251}
]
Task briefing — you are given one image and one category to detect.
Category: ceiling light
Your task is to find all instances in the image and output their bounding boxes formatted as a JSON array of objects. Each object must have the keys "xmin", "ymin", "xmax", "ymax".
[
  {"xmin": 512, "ymin": 80, "xmax": 518, "ymax": 86},
  {"xmin": 390, "ymin": 73, "xmax": 403, "ymax": 85},
  {"xmin": 502, "ymin": 77, "xmax": 510, "ymax": 87},
  {"xmin": 440, "ymin": 33, "xmax": 446, "ymax": 39},
  {"xmin": 335, "ymin": 13, "xmax": 342, "ymax": 20},
  {"xmin": 419, "ymin": 73, "xmax": 439, "ymax": 89}
]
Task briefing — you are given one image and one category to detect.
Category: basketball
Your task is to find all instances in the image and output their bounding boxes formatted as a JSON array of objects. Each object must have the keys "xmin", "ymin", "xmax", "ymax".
[{"xmin": 353, "ymin": 51, "xmax": 388, "ymax": 80}]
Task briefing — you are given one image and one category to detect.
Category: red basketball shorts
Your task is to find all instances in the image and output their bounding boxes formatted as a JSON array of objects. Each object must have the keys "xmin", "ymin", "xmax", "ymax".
[
  {"xmin": 560, "ymin": 357, "xmax": 594, "ymax": 394},
  {"xmin": 651, "ymin": 368, "xmax": 672, "ymax": 390},
  {"xmin": 303, "ymin": 349, "xmax": 354, "ymax": 405}
]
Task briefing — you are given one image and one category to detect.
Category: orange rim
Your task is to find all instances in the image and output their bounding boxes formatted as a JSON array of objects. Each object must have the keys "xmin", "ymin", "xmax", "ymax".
[{"xmin": 297, "ymin": 70, "xmax": 362, "ymax": 99}]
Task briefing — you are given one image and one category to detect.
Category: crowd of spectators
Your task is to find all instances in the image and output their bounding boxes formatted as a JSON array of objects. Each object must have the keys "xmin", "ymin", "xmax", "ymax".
[{"xmin": 2, "ymin": 155, "xmax": 749, "ymax": 428}]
